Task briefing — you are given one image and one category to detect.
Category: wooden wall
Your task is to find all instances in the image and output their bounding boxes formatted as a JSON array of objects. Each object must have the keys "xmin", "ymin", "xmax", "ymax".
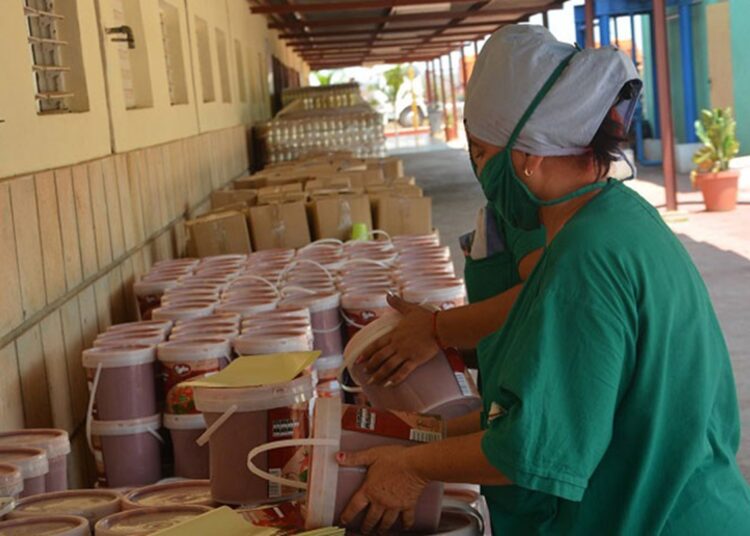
[{"xmin": 0, "ymin": 125, "xmax": 248, "ymax": 486}]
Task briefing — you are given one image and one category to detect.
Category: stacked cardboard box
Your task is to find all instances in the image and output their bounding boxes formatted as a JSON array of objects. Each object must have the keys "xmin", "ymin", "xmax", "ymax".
[{"xmin": 185, "ymin": 153, "xmax": 431, "ymax": 253}]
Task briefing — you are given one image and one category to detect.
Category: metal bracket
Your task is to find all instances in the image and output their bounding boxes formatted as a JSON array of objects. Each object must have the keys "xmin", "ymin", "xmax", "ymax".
[{"xmin": 105, "ymin": 25, "xmax": 135, "ymax": 49}]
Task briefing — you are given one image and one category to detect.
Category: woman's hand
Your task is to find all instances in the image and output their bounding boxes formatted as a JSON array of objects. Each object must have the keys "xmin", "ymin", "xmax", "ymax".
[
  {"xmin": 337, "ymin": 445, "xmax": 427, "ymax": 534},
  {"xmin": 358, "ymin": 294, "xmax": 440, "ymax": 386}
]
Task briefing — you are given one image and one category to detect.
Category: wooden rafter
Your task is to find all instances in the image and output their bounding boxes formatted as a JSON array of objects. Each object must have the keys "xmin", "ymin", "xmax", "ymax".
[{"xmin": 252, "ymin": 0, "xmax": 486, "ymax": 15}]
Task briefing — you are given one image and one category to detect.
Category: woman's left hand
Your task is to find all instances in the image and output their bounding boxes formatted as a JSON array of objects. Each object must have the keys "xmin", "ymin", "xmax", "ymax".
[{"xmin": 337, "ymin": 445, "xmax": 427, "ymax": 534}]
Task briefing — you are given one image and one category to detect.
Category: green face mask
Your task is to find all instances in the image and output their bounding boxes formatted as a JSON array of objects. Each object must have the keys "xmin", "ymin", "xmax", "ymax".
[{"xmin": 474, "ymin": 52, "xmax": 609, "ymax": 231}]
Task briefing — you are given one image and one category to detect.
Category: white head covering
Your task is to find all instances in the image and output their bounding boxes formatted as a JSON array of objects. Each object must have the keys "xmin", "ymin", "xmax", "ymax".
[{"xmin": 465, "ymin": 25, "xmax": 642, "ymax": 157}]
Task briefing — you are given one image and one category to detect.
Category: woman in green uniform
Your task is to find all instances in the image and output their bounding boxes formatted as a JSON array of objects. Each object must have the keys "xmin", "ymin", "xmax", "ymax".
[{"xmin": 338, "ymin": 25, "xmax": 750, "ymax": 534}]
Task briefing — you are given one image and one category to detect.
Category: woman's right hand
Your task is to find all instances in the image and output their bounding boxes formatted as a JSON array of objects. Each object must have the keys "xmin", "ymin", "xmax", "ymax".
[{"xmin": 357, "ymin": 294, "xmax": 441, "ymax": 386}]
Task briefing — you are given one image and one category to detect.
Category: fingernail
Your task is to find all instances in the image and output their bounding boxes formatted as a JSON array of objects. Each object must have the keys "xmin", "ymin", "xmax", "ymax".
[{"xmin": 384, "ymin": 380, "xmax": 393, "ymax": 388}]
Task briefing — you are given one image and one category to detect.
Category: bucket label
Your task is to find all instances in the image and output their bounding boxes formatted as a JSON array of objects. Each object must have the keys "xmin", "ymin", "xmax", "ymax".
[
  {"xmin": 267, "ymin": 405, "xmax": 309, "ymax": 499},
  {"xmin": 239, "ymin": 500, "xmax": 306, "ymax": 531},
  {"xmin": 162, "ymin": 359, "xmax": 228, "ymax": 414},
  {"xmin": 343, "ymin": 307, "xmax": 387, "ymax": 338},
  {"xmin": 342, "ymin": 405, "xmax": 445, "ymax": 443},
  {"xmin": 445, "ymin": 348, "xmax": 475, "ymax": 397}
]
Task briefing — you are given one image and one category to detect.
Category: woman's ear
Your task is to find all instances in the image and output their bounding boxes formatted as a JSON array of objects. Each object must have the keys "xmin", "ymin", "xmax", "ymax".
[{"xmin": 523, "ymin": 154, "xmax": 545, "ymax": 176}]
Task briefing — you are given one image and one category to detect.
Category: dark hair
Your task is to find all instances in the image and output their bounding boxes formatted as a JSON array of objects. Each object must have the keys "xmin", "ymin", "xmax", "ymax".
[{"xmin": 589, "ymin": 82, "xmax": 639, "ymax": 180}]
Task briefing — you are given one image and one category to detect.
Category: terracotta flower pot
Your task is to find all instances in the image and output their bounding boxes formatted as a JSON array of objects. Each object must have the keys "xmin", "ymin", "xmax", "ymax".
[{"xmin": 694, "ymin": 170, "xmax": 740, "ymax": 212}]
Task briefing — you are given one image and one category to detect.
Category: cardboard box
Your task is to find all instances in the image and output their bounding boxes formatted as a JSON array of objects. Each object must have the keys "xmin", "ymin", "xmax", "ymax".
[
  {"xmin": 308, "ymin": 195, "xmax": 372, "ymax": 241},
  {"xmin": 305, "ymin": 176, "xmax": 352, "ymax": 192},
  {"xmin": 367, "ymin": 157, "xmax": 404, "ymax": 181},
  {"xmin": 186, "ymin": 210, "xmax": 252, "ymax": 257},
  {"xmin": 247, "ymin": 201, "xmax": 311, "ymax": 250},
  {"xmin": 257, "ymin": 190, "xmax": 308, "ymax": 205},
  {"xmin": 211, "ymin": 189, "xmax": 258, "ymax": 210},
  {"xmin": 333, "ymin": 169, "xmax": 384, "ymax": 188},
  {"xmin": 374, "ymin": 196, "xmax": 432, "ymax": 237},
  {"xmin": 234, "ymin": 175, "xmax": 267, "ymax": 190}
]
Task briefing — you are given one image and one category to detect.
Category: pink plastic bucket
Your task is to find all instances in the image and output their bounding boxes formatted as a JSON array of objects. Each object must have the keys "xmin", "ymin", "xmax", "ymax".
[
  {"xmin": 90, "ymin": 415, "xmax": 162, "ymax": 489},
  {"xmin": 342, "ymin": 312, "xmax": 481, "ymax": 419},
  {"xmin": 0, "ymin": 515, "xmax": 90, "ymax": 535},
  {"xmin": 81, "ymin": 345, "xmax": 156, "ymax": 421},
  {"xmin": 94, "ymin": 505, "xmax": 211, "ymax": 536},
  {"xmin": 247, "ymin": 398, "xmax": 445, "ymax": 532},
  {"xmin": 0, "ymin": 447, "xmax": 48, "ymax": 498},
  {"xmin": 163, "ymin": 414, "xmax": 209, "ymax": 479},
  {"xmin": 280, "ymin": 292, "xmax": 342, "ymax": 358},
  {"xmin": 193, "ymin": 374, "xmax": 315, "ymax": 505},
  {"xmin": 8, "ymin": 489, "xmax": 121, "ymax": 527},
  {"xmin": 341, "ymin": 290, "xmax": 390, "ymax": 338},
  {"xmin": 157, "ymin": 339, "xmax": 231, "ymax": 413},
  {"xmin": 121, "ymin": 480, "xmax": 214, "ymax": 510},
  {"xmin": 0, "ymin": 463, "xmax": 23, "ymax": 499},
  {"xmin": 0, "ymin": 430, "xmax": 70, "ymax": 492}
]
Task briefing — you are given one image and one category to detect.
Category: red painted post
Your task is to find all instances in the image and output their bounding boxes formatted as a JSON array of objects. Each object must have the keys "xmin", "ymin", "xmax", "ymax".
[
  {"xmin": 437, "ymin": 56, "xmax": 450, "ymax": 141},
  {"xmin": 585, "ymin": 0, "xmax": 595, "ymax": 48},
  {"xmin": 652, "ymin": 0, "xmax": 678, "ymax": 211},
  {"xmin": 448, "ymin": 51, "xmax": 459, "ymax": 140}
]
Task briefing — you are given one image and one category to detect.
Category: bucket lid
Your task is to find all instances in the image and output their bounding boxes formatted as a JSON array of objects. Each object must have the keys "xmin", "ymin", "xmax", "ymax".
[
  {"xmin": 152, "ymin": 304, "xmax": 215, "ymax": 321},
  {"xmin": 106, "ymin": 320, "xmax": 172, "ymax": 334},
  {"xmin": 0, "ymin": 463, "xmax": 23, "ymax": 496},
  {"xmin": 215, "ymin": 300, "xmax": 278, "ymax": 317},
  {"xmin": 168, "ymin": 330, "xmax": 238, "ymax": 343},
  {"xmin": 193, "ymin": 373, "xmax": 315, "ymax": 413},
  {"xmin": 163, "ymin": 413, "xmax": 206, "ymax": 430},
  {"xmin": 8, "ymin": 489, "xmax": 121, "ymax": 523},
  {"xmin": 243, "ymin": 306, "xmax": 311, "ymax": 324},
  {"xmin": 0, "ymin": 514, "xmax": 90, "ymax": 536},
  {"xmin": 90, "ymin": 414, "xmax": 161, "ymax": 437},
  {"xmin": 174, "ymin": 313, "xmax": 240, "ymax": 328},
  {"xmin": 93, "ymin": 505, "xmax": 211, "ymax": 535},
  {"xmin": 94, "ymin": 332, "xmax": 165, "ymax": 347},
  {"xmin": 200, "ymin": 254, "xmax": 247, "ymax": 264},
  {"xmin": 341, "ymin": 290, "xmax": 390, "ymax": 310},
  {"xmin": 157, "ymin": 339, "xmax": 232, "ymax": 362},
  {"xmin": 402, "ymin": 281, "xmax": 466, "ymax": 306},
  {"xmin": 0, "ymin": 429, "xmax": 70, "ymax": 459},
  {"xmin": 122, "ymin": 480, "xmax": 214, "ymax": 510},
  {"xmin": 305, "ymin": 397, "xmax": 342, "ymax": 529},
  {"xmin": 0, "ymin": 447, "xmax": 49, "ymax": 479},
  {"xmin": 280, "ymin": 292, "xmax": 341, "ymax": 313},
  {"xmin": 233, "ymin": 334, "xmax": 311, "ymax": 356},
  {"xmin": 82, "ymin": 344, "xmax": 155, "ymax": 369}
]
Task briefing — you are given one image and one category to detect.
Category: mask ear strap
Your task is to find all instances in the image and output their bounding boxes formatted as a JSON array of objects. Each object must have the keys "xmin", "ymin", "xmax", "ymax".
[{"xmin": 505, "ymin": 52, "xmax": 577, "ymax": 151}]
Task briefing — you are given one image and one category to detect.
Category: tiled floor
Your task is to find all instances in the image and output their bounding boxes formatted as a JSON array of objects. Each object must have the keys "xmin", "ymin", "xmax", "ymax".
[{"xmin": 401, "ymin": 147, "xmax": 750, "ymax": 478}]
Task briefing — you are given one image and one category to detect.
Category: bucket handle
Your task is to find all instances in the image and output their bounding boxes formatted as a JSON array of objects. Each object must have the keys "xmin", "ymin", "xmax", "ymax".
[
  {"xmin": 247, "ymin": 438, "xmax": 340, "ymax": 490},
  {"xmin": 369, "ymin": 229, "xmax": 392, "ymax": 242},
  {"xmin": 85, "ymin": 362, "xmax": 103, "ymax": 454},
  {"xmin": 339, "ymin": 258, "xmax": 391, "ymax": 270},
  {"xmin": 233, "ymin": 275, "xmax": 280, "ymax": 298},
  {"xmin": 195, "ymin": 404, "xmax": 238, "ymax": 446},
  {"xmin": 300, "ymin": 239, "xmax": 344, "ymax": 251},
  {"xmin": 277, "ymin": 259, "xmax": 334, "ymax": 287},
  {"xmin": 279, "ymin": 285, "xmax": 318, "ymax": 298},
  {"xmin": 441, "ymin": 498, "xmax": 485, "ymax": 535}
]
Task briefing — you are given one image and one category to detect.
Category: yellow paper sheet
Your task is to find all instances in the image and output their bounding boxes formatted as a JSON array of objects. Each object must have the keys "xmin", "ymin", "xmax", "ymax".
[
  {"xmin": 152, "ymin": 507, "xmax": 277, "ymax": 536},
  {"xmin": 184, "ymin": 352, "xmax": 320, "ymax": 388}
]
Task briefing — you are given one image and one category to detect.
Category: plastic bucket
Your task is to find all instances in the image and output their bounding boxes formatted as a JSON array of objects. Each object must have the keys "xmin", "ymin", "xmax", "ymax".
[
  {"xmin": 0, "ymin": 430, "xmax": 70, "ymax": 492},
  {"xmin": 214, "ymin": 299, "xmax": 278, "ymax": 318},
  {"xmin": 105, "ymin": 321, "xmax": 172, "ymax": 338},
  {"xmin": 7, "ymin": 489, "xmax": 121, "ymax": 527},
  {"xmin": 133, "ymin": 278, "xmax": 180, "ymax": 321},
  {"xmin": 163, "ymin": 414, "xmax": 209, "ymax": 479},
  {"xmin": 90, "ymin": 415, "xmax": 162, "ymax": 489},
  {"xmin": 242, "ymin": 306, "xmax": 311, "ymax": 327},
  {"xmin": 247, "ymin": 398, "xmax": 444, "ymax": 532},
  {"xmin": 341, "ymin": 291, "xmax": 390, "ymax": 338},
  {"xmin": 233, "ymin": 333, "xmax": 312, "ymax": 357},
  {"xmin": 193, "ymin": 374, "xmax": 315, "ymax": 505},
  {"xmin": 174, "ymin": 313, "xmax": 240, "ymax": 330},
  {"xmin": 0, "ymin": 463, "xmax": 23, "ymax": 499},
  {"xmin": 157, "ymin": 339, "xmax": 231, "ymax": 412},
  {"xmin": 280, "ymin": 292, "xmax": 342, "ymax": 358},
  {"xmin": 0, "ymin": 515, "xmax": 90, "ymax": 535},
  {"xmin": 342, "ymin": 312, "xmax": 481, "ymax": 419},
  {"xmin": 0, "ymin": 447, "xmax": 48, "ymax": 498},
  {"xmin": 168, "ymin": 328, "xmax": 239, "ymax": 343},
  {"xmin": 94, "ymin": 505, "xmax": 211, "ymax": 536},
  {"xmin": 93, "ymin": 331, "xmax": 165, "ymax": 348},
  {"xmin": 121, "ymin": 480, "xmax": 214, "ymax": 510},
  {"xmin": 151, "ymin": 303, "xmax": 215, "ymax": 322},
  {"xmin": 81, "ymin": 345, "xmax": 156, "ymax": 421}
]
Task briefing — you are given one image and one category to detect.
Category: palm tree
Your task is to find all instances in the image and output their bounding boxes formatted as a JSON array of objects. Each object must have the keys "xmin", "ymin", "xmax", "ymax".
[
  {"xmin": 313, "ymin": 70, "xmax": 341, "ymax": 86},
  {"xmin": 381, "ymin": 64, "xmax": 407, "ymax": 119}
]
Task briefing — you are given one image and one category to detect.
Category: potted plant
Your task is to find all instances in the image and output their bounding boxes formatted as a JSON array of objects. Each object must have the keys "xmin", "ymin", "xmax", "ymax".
[{"xmin": 691, "ymin": 107, "xmax": 741, "ymax": 212}]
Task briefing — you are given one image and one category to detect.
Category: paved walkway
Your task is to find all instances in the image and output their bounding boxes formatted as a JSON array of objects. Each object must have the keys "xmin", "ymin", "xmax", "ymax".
[{"xmin": 401, "ymin": 147, "xmax": 750, "ymax": 478}]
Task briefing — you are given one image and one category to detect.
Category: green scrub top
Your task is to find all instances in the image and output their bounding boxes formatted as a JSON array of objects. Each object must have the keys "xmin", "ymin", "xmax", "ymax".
[
  {"xmin": 464, "ymin": 206, "xmax": 545, "ymax": 303},
  {"xmin": 477, "ymin": 180, "xmax": 750, "ymax": 534}
]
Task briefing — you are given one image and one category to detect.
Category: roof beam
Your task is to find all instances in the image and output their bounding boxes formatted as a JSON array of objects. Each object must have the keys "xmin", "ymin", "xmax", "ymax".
[
  {"xmin": 293, "ymin": 38, "xmax": 478, "ymax": 52},
  {"xmin": 278, "ymin": 19, "xmax": 510, "ymax": 39},
  {"xmin": 268, "ymin": 6, "xmax": 534, "ymax": 29},
  {"xmin": 252, "ymin": 0, "xmax": 482, "ymax": 15},
  {"xmin": 285, "ymin": 29, "xmax": 497, "ymax": 47}
]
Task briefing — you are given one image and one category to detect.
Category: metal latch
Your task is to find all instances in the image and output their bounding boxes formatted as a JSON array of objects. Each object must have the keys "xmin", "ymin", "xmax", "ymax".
[{"xmin": 105, "ymin": 25, "xmax": 135, "ymax": 49}]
